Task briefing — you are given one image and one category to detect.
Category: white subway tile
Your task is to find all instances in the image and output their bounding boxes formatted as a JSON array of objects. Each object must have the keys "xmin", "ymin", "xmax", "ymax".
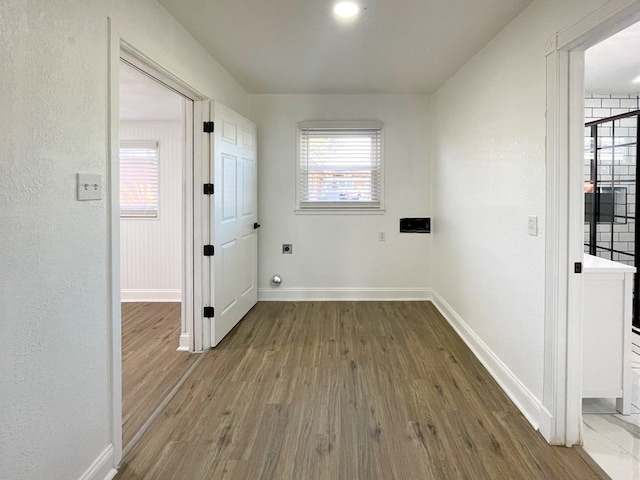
[
  {"xmin": 602, "ymin": 98, "xmax": 621, "ymax": 108},
  {"xmin": 593, "ymin": 108, "xmax": 611, "ymax": 118},
  {"xmin": 619, "ymin": 232, "xmax": 635, "ymax": 242},
  {"xmin": 620, "ymin": 98, "xmax": 639, "ymax": 108}
]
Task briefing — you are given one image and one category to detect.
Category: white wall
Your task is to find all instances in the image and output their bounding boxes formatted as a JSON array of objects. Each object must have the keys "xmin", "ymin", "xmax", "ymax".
[
  {"xmin": 0, "ymin": 1, "xmax": 247, "ymax": 479},
  {"xmin": 248, "ymin": 94, "xmax": 432, "ymax": 300},
  {"xmin": 431, "ymin": 0, "xmax": 611, "ymax": 423},
  {"xmin": 120, "ymin": 122, "xmax": 183, "ymax": 302}
]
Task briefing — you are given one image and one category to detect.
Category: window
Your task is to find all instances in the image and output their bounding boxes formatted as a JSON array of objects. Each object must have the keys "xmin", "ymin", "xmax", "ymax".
[
  {"xmin": 297, "ymin": 121, "xmax": 383, "ymax": 211},
  {"xmin": 120, "ymin": 140, "xmax": 159, "ymax": 218}
]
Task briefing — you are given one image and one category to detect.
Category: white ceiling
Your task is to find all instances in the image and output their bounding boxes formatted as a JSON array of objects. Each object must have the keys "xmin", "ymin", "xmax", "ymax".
[
  {"xmin": 585, "ymin": 21, "xmax": 640, "ymax": 95},
  {"xmin": 157, "ymin": 0, "xmax": 533, "ymax": 94},
  {"xmin": 119, "ymin": 61, "xmax": 184, "ymax": 122}
]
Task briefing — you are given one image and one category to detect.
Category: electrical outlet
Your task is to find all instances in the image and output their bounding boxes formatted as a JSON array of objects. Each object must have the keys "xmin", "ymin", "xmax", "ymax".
[
  {"xmin": 528, "ymin": 216, "xmax": 538, "ymax": 236},
  {"xmin": 378, "ymin": 232, "xmax": 386, "ymax": 242},
  {"xmin": 77, "ymin": 173, "xmax": 103, "ymax": 201},
  {"xmin": 282, "ymin": 244, "xmax": 293, "ymax": 254}
]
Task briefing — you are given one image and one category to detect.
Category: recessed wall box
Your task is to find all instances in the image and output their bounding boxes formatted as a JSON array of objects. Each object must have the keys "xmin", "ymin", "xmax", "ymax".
[{"xmin": 400, "ymin": 218, "xmax": 430, "ymax": 233}]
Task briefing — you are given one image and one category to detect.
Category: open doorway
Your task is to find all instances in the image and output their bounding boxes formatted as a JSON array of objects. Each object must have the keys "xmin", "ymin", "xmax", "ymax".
[
  {"xmin": 118, "ymin": 59, "xmax": 200, "ymax": 452},
  {"xmin": 579, "ymin": 20, "xmax": 640, "ymax": 479}
]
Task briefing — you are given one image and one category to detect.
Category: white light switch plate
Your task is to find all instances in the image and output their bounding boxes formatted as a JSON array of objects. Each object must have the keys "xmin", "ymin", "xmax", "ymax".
[
  {"xmin": 77, "ymin": 173, "xmax": 103, "ymax": 201},
  {"xmin": 527, "ymin": 215, "xmax": 538, "ymax": 236}
]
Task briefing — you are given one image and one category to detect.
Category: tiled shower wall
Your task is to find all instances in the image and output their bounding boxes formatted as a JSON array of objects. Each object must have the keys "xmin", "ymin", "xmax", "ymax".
[{"xmin": 584, "ymin": 94, "xmax": 640, "ymax": 265}]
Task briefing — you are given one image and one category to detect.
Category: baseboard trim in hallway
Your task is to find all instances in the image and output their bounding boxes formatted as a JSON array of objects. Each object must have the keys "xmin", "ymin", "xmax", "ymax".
[
  {"xmin": 258, "ymin": 287, "xmax": 432, "ymax": 301},
  {"xmin": 79, "ymin": 444, "xmax": 117, "ymax": 480},
  {"xmin": 430, "ymin": 290, "xmax": 542, "ymax": 430}
]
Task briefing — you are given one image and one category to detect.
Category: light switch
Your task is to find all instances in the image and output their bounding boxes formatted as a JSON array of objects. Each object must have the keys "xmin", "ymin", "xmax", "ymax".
[{"xmin": 77, "ymin": 173, "xmax": 103, "ymax": 201}]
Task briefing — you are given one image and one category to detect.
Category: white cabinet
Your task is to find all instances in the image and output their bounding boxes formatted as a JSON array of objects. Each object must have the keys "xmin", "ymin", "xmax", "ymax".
[{"xmin": 583, "ymin": 254, "xmax": 635, "ymax": 414}]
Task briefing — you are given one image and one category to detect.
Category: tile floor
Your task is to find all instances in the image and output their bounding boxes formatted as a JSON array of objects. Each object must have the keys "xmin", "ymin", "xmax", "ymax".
[{"xmin": 582, "ymin": 370, "xmax": 640, "ymax": 480}]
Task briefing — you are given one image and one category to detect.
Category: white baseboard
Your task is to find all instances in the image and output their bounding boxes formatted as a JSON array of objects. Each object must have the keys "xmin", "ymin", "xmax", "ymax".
[
  {"xmin": 430, "ymin": 290, "xmax": 542, "ymax": 430},
  {"xmin": 258, "ymin": 287, "xmax": 432, "ymax": 302},
  {"xmin": 177, "ymin": 333, "xmax": 190, "ymax": 351},
  {"xmin": 79, "ymin": 444, "xmax": 117, "ymax": 480},
  {"xmin": 121, "ymin": 289, "xmax": 181, "ymax": 302},
  {"xmin": 632, "ymin": 368, "xmax": 640, "ymax": 410},
  {"xmin": 537, "ymin": 406, "xmax": 554, "ymax": 442}
]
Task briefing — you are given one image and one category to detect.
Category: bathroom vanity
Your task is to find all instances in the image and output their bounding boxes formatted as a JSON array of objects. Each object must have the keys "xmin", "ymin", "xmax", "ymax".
[{"xmin": 583, "ymin": 254, "xmax": 635, "ymax": 414}]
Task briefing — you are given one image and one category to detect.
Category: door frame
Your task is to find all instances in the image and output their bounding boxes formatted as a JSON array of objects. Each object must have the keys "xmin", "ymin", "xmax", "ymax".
[
  {"xmin": 107, "ymin": 19, "xmax": 211, "ymax": 465},
  {"xmin": 542, "ymin": 0, "xmax": 640, "ymax": 446}
]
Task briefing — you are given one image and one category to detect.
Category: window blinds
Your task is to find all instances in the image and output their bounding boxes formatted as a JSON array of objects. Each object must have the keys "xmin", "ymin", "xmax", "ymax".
[
  {"xmin": 120, "ymin": 140, "xmax": 159, "ymax": 218},
  {"xmin": 299, "ymin": 124, "xmax": 382, "ymax": 208}
]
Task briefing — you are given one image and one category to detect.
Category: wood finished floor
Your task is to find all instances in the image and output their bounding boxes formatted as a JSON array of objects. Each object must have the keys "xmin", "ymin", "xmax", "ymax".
[
  {"xmin": 122, "ymin": 302, "xmax": 199, "ymax": 448},
  {"xmin": 116, "ymin": 301, "xmax": 606, "ymax": 479}
]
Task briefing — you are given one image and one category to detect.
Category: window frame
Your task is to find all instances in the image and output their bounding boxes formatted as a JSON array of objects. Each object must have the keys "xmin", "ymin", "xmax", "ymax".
[
  {"xmin": 119, "ymin": 139, "xmax": 160, "ymax": 220},
  {"xmin": 295, "ymin": 121, "xmax": 385, "ymax": 214}
]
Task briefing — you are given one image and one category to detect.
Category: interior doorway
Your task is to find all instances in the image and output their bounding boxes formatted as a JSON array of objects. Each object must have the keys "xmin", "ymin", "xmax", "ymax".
[
  {"xmin": 118, "ymin": 58, "xmax": 200, "ymax": 454},
  {"xmin": 579, "ymin": 21, "xmax": 640, "ymax": 478}
]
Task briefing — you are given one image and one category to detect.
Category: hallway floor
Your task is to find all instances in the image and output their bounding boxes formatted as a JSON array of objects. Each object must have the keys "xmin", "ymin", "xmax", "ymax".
[
  {"xmin": 582, "ymin": 370, "xmax": 640, "ymax": 480},
  {"xmin": 116, "ymin": 301, "xmax": 604, "ymax": 479}
]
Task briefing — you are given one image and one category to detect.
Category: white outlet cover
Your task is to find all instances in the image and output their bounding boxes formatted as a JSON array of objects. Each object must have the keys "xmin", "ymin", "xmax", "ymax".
[
  {"xmin": 77, "ymin": 173, "xmax": 103, "ymax": 201},
  {"xmin": 527, "ymin": 216, "xmax": 538, "ymax": 236}
]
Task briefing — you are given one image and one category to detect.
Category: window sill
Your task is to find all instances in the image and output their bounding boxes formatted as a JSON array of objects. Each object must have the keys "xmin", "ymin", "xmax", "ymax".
[{"xmin": 295, "ymin": 208, "xmax": 386, "ymax": 215}]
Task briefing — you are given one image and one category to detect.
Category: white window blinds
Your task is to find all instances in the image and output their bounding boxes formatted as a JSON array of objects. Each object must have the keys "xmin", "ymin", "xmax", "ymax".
[
  {"xmin": 120, "ymin": 140, "xmax": 159, "ymax": 218},
  {"xmin": 298, "ymin": 122, "xmax": 383, "ymax": 209}
]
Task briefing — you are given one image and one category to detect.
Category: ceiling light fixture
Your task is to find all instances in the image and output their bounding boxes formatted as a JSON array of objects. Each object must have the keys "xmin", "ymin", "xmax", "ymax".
[
  {"xmin": 633, "ymin": 75, "xmax": 640, "ymax": 84},
  {"xmin": 333, "ymin": 1, "xmax": 360, "ymax": 18}
]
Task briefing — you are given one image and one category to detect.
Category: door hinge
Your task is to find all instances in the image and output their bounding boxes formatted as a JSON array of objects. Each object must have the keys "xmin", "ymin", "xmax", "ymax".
[
  {"xmin": 203, "ymin": 183, "xmax": 214, "ymax": 195},
  {"xmin": 574, "ymin": 262, "xmax": 582, "ymax": 274},
  {"xmin": 203, "ymin": 121, "xmax": 214, "ymax": 133},
  {"xmin": 203, "ymin": 245, "xmax": 215, "ymax": 256},
  {"xmin": 204, "ymin": 306, "xmax": 215, "ymax": 318}
]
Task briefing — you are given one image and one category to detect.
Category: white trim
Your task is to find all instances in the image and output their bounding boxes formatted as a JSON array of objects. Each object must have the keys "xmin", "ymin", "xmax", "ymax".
[
  {"xmin": 107, "ymin": 18, "xmax": 123, "ymax": 469},
  {"xmin": 567, "ymin": 49, "xmax": 586, "ymax": 447},
  {"xmin": 294, "ymin": 208, "xmax": 386, "ymax": 215},
  {"xmin": 108, "ymin": 18, "xmax": 211, "ymax": 471},
  {"xmin": 538, "ymin": 407, "xmax": 554, "ymax": 443},
  {"xmin": 258, "ymin": 287, "xmax": 432, "ymax": 302},
  {"xmin": 632, "ymin": 369, "xmax": 640, "ymax": 409},
  {"xmin": 543, "ymin": 0, "xmax": 640, "ymax": 447},
  {"xmin": 544, "ymin": 47, "xmax": 571, "ymax": 446},
  {"xmin": 182, "ymin": 98, "xmax": 195, "ymax": 352},
  {"xmin": 78, "ymin": 445, "xmax": 117, "ymax": 480},
  {"xmin": 430, "ymin": 291, "xmax": 542, "ymax": 429},
  {"xmin": 177, "ymin": 333, "xmax": 190, "ymax": 352},
  {"xmin": 193, "ymin": 100, "xmax": 212, "ymax": 352},
  {"xmin": 120, "ymin": 47, "xmax": 207, "ymax": 101},
  {"xmin": 557, "ymin": 0, "xmax": 640, "ymax": 51},
  {"xmin": 120, "ymin": 289, "xmax": 182, "ymax": 302}
]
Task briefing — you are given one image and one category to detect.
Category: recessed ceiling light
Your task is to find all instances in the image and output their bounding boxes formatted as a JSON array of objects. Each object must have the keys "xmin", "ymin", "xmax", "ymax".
[
  {"xmin": 334, "ymin": 1, "xmax": 359, "ymax": 18},
  {"xmin": 633, "ymin": 75, "xmax": 640, "ymax": 84}
]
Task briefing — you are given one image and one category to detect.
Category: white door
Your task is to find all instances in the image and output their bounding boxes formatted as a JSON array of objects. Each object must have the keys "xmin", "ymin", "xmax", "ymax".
[{"xmin": 210, "ymin": 101, "xmax": 258, "ymax": 346}]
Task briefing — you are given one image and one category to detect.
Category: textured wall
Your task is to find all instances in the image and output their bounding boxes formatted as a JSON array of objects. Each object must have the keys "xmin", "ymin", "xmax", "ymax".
[
  {"xmin": 431, "ymin": 0, "xmax": 611, "ymax": 406},
  {"xmin": 0, "ymin": 0, "xmax": 247, "ymax": 478},
  {"xmin": 120, "ymin": 122, "xmax": 183, "ymax": 301},
  {"xmin": 0, "ymin": 1, "xmax": 111, "ymax": 479},
  {"xmin": 111, "ymin": 0, "xmax": 248, "ymax": 116},
  {"xmin": 248, "ymin": 94, "xmax": 432, "ymax": 298}
]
